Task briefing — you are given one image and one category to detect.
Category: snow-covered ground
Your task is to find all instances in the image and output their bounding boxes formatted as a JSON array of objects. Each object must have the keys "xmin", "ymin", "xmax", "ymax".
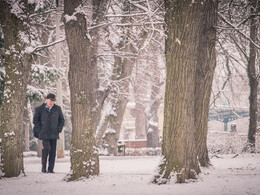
[{"xmin": 0, "ymin": 153, "xmax": 260, "ymax": 195}]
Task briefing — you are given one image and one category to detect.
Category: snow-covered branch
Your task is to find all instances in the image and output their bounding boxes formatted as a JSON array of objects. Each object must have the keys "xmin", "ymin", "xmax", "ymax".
[
  {"xmin": 29, "ymin": 8, "xmax": 56, "ymax": 18},
  {"xmin": 105, "ymin": 13, "xmax": 148, "ymax": 17},
  {"xmin": 28, "ymin": 38, "xmax": 66, "ymax": 53},
  {"xmin": 217, "ymin": 12, "xmax": 260, "ymax": 49}
]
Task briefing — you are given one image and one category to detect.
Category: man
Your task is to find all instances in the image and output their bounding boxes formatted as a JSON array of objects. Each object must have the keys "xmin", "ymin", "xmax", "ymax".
[{"xmin": 33, "ymin": 93, "xmax": 65, "ymax": 173}]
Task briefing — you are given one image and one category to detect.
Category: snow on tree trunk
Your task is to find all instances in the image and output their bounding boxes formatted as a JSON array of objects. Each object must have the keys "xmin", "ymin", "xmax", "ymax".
[
  {"xmin": 0, "ymin": 0, "xmax": 32, "ymax": 177},
  {"xmin": 146, "ymin": 99, "xmax": 160, "ymax": 148},
  {"xmin": 146, "ymin": 55, "xmax": 162, "ymax": 148},
  {"xmin": 102, "ymin": 99, "xmax": 128, "ymax": 155},
  {"xmin": 146, "ymin": 68, "xmax": 161, "ymax": 148},
  {"xmin": 153, "ymin": 0, "xmax": 217, "ymax": 184},
  {"xmin": 195, "ymin": 1, "xmax": 218, "ymax": 167},
  {"xmin": 64, "ymin": 0, "xmax": 100, "ymax": 181}
]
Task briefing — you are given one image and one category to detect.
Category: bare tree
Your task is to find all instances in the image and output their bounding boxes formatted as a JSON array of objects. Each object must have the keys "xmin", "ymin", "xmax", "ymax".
[
  {"xmin": 0, "ymin": 0, "xmax": 32, "ymax": 177},
  {"xmin": 216, "ymin": 0, "xmax": 260, "ymax": 152},
  {"xmin": 153, "ymin": 0, "xmax": 217, "ymax": 184},
  {"xmin": 195, "ymin": 1, "xmax": 218, "ymax": 167},
  {"xmin": 146, "ymin": 53, "xmax": 164, "ymax": 148},
  {"xmin": 245, "ymin": 0, "xmax": 259, "ymax": 152},
  {"xmin": 63, "ymin": 0, "xmax": 99, "ymax": 180},
  {"xmin": 96, "ymin": 1, "xmax": 136, "ymax": 155},
  {"xmin": 134, "ymin": 58, "xmax": 148, "ymax": 140},
  {"xmin": 97, "ymin": 0, "xmax": 165, "ymax": 154},
  {"xmin": 63, "ymin": 0, "xmax": 112, "ymax": 181}
]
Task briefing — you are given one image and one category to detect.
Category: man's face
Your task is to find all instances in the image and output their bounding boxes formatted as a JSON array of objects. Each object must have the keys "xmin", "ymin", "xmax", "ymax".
[{"xmin": 46, "ymin": 99, "xmax": 55, "ymax": 108}]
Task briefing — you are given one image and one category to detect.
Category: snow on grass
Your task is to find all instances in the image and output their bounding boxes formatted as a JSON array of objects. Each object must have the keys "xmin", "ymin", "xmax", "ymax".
[{"xmin": 0, "ymin": 153, "xmax": 260, "ymax": 195}]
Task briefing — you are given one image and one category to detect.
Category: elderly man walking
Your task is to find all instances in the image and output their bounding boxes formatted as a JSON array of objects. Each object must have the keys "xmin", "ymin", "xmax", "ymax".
[{"xmin": 33, "ymin": 93, "xmax": 65, "ymax": 173}]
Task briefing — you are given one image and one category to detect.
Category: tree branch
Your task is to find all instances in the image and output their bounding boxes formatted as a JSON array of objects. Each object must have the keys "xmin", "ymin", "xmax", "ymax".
[
  {"xmin": 29, "ymin": 9, "xmax": 56, "ymax": 18},
  {"xmin": 29, "ymin": 38, "xmax": 66, "ymax": 54},
  {"xmin": 217, "ymin": 12, "xmax": 260, "ymax": 49}
]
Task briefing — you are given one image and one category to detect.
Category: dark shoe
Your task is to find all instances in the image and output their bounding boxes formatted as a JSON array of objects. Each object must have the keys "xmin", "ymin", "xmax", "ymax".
[
  {"xmin": 41, "ymin": 167, "xmax": 47, "ymax": 173},
  {"xmin": 47, "ymin": 170, "xmax": 55, "ymax": 173}
]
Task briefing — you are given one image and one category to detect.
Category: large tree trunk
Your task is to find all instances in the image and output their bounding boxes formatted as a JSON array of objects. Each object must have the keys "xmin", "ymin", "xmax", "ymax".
[
  {"xmin": 153, "ymin": 0, "xmax": 217, "ymax": 184},
  {"xmin": 195, "ymin": 1, "xmax": 218, "ymax": 167},
  {"xmin": 245, "ymin": 0, "xmax": 259, "ymax": 153},
  {"xmin": 64, "ymin": 0, "xmax": 104, "ymax": 181},
  {"xmin": 0, "ymin": 0, "xmax": 32, "ymax": 177}
]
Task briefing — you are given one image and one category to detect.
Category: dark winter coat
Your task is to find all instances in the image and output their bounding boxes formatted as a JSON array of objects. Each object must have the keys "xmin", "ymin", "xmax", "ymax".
[{"xmin": 33, "ymin": 103, "xmax": 65, "ymax": 140}]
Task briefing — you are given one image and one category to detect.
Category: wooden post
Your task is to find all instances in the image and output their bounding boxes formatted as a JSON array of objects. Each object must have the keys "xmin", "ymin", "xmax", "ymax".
[
  {"xmin": 55, "ymin": 4, "xmax": 65, "ymax": 158},
  {"xmin": 25, "ymin": 123, "xmax": 30, "ymax": 152}
]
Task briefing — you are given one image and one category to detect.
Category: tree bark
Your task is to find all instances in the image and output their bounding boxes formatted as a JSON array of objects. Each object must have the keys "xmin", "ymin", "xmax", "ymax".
[
  {"xmin": 64, "ymin": 0, "xmax": 104, "ymax": 181},
  {"xmin": 195, "ymin": 1, "xmax": 218, "ymax": 167},
  {"xmin": 245, "ymin": 0, "xmax": 259, "ymax": 153},
  {"xmin": 0, "ymin": 0, "xmax": 32, "ymax": 177},
  {"xmin": 153, "ymin": 0, "xmax": 217, "ymax": 184}
]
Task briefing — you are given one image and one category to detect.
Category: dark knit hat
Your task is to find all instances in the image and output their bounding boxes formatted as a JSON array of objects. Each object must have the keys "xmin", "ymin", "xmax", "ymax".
[{"xmin": 46, "ymin": 93, "xmax": 56, "ymax": 101}]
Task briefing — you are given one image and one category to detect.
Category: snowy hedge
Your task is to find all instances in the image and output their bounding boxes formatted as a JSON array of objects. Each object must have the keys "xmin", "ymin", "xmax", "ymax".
[
  {"xmin": 207, "ymin": 132, "xmax": 260, "ymax": 154},
  {"xmin": 118, "ymin": 132, "xmax": 260, "ymax": 156}
]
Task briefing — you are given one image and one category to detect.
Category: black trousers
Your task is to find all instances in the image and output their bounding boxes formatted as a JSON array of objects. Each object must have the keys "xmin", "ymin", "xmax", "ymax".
[{"xmin": 42, "ymin": 139, "xmax": 57, "ymax": 172}]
